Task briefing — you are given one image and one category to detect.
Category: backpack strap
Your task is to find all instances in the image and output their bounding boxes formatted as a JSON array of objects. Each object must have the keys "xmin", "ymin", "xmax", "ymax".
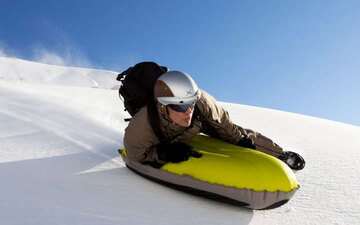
[
  {"xmin": 146, "ymin": 96, "xmax": 170, "ymax": 143},
  {"xmin": 116, "ymin": 67, "xmax": 132, "ymax": 82}
]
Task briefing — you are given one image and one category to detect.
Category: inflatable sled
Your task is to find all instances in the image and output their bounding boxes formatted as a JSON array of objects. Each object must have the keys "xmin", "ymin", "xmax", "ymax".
[{"xmin": 120, "ymin": 135, "xmax": 300, "ymax": 210}]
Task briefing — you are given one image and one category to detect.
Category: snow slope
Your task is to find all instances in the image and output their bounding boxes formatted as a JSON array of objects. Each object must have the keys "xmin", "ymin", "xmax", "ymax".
[
  {"xmin": 0, "ymin": 56, "xmax": 119, "ymax": 89},
  {"xmin": 1, "ymin": 57, "xmax": 359, "ymax": 225}
]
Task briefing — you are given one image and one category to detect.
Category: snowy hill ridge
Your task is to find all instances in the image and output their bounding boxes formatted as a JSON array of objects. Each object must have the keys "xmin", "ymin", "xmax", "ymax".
[
  {"xmin": 0, "ymin": 56, "xmax": 119, "ymax": 89},
  {"xmin": 1, "ymin": 56, "xmax": 360, "ymax": 225}
]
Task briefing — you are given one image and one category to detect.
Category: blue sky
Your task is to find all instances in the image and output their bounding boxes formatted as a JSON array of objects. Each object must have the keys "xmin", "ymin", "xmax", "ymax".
[{"xmin": 1, "ymin": 0, "xmax": 359, "ymax": 126}]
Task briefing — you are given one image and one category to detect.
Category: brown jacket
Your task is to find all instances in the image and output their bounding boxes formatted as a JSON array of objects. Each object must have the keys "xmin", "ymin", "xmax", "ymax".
[{"xmin": 124, "ymin": 90, "xmax": 282, "ymax": 164}]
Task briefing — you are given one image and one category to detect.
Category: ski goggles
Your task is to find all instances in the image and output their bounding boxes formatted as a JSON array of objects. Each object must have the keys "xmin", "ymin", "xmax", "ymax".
[{"xmin": 168, "ymin": 103, "xmax": 195, "ymax": 113}]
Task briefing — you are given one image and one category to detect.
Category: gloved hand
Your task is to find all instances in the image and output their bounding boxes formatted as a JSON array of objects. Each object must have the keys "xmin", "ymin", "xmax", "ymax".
[
  {"xmin": 236, "ymin": 136, "xmax": 256, "ymax": 149},
  {"xmin": 157, "ymin": 142, "xmax": 202, "ymax": 163}
]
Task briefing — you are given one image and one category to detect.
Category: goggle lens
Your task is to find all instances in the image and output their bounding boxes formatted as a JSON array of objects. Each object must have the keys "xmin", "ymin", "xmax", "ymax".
[{"xmin": 168, "ymin": 103, "xmax": 195, "ymax": 113}]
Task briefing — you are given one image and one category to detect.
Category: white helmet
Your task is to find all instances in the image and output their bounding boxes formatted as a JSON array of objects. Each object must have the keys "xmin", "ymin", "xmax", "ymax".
[{"xmin": 154, "ymin": 71, "xmax": 201, "ymax": 106}]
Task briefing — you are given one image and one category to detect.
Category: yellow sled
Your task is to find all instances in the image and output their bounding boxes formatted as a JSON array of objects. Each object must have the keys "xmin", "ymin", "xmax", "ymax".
[{"xmin": 120, "ymin": 134, "xmax": 300, "ymax": 209}]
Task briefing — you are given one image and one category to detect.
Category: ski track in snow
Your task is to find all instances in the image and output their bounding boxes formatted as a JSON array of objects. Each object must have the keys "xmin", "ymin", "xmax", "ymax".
[{"xmin": 1, "ymin": 57, "xmax": 360, "ymax": 225}]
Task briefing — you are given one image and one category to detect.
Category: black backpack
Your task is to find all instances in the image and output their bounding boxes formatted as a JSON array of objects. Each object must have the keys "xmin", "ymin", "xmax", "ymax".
[{"xmin": 116, "ymin": 62, "xmax": 168, "ymax": 119}]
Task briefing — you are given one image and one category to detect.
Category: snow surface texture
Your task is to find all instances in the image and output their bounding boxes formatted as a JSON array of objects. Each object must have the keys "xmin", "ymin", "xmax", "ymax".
[{"xmin": 1, "ymin": 56, "xmax": 359, "ymax": 225}]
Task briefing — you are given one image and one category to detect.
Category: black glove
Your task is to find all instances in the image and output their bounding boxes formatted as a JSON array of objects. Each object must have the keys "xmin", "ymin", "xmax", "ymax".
[
  {"xmin": 157, "ymin": 142, "xmax": 202, "ymax": 163},
  {"xmin": 236, "ymin": 136, "xmax": 256, "ymax": 149}
]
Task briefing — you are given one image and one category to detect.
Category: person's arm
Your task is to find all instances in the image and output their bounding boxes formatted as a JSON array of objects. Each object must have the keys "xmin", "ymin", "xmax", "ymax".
[
  {"xmin": 123, "ymin": 107, "xmax": 165, "ymax": 163},
  {"xmin": 196, "ymin": 90, "xmax": 244, "ymax": 144}
]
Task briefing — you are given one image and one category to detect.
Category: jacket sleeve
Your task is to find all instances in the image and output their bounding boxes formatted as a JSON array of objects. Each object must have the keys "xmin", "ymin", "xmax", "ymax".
[
  {"xmin": 196, "ymin": 90, "xmax": 244, "ymax": 144},
  {"xmin": 123, "ymin": 107, "xmax": 166, "ymax": 164}
]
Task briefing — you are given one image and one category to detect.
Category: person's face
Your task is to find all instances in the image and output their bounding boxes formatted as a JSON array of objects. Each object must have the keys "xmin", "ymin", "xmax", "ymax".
[{"xmin": 167, "ymin": 105, "xmax": 194, "ymax": 127}]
